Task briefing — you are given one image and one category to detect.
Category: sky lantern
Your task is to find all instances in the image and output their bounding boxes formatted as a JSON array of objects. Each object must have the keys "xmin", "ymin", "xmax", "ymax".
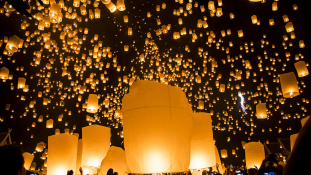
[
  {"xmin": 105, "ymin": 2, "xmax": 117, "ymax": 13},
  {"xmin": 219, "ymin": 84, "xmax": 225, "ymax": 92},
  {"xmin": 23, "ymin": 152, "xmax": 34, "ymax": 170},
  {"xmin": 0, "ymin": 67, "xmax": 9, "ymax": 80},
  {"xmin": 122, "ymin": 80, "xmax": 193, "ymax": 173},
  {"xmin": 82, "ymin": 125, "xmax": 111, "ymax": 168},
  {"xmin": 285, "ymin": 22, "xmax": 294, "ymax": 32},
  {"xmin": 18, "ymin": 77, "xmax": 26, "ymax": 89},
  {"xmin": 220, "ymin": 149, "xmax": 227, "ymax": 158},
  {"xmin": 272, "ymin": 2, "xmax": 278, "ymax": 11},
  {"xmin": 189, "ymin": 113, "xmax": 216, "ymax": 170},
  {"xmin": 244, "ymin": 142, "xmax": 265, "ymax": 169},
  {"xmin": 198, "ymin": 100, "xmax": 204, "ymax": 109},
  {"xmin": 128, "ymin": 27, "xmax": 133, "ymax": 35},
  {"xmin": 101, "ymin": 0, "xmax": 111, "ymax": 4},
  {"xmin": 238, "ymin": 30, "xmax": 244, "ymax": 37},
  {"xmin": 294, "ymin": 61, "xmax": 309, "ymax": 77},
  {"xmin": 123, "ymin": 15, "xmax": 128, "ymax": 23},
  {"xmin": 49, "ymin": 4, "xmax": 61, "ymax": 23},
  {"xmin": 99, "ymin": 146, "xmax": 127, "ymax": 175},
  {"xmin": 256, "ymin": 103, "xmax": 267, "ymax": 119},
  {"xmin": 47, "ymin": 133, "xmax": 78, "ymax": 175},
  {"xmin": 251, "ymin": 15, "xmax": 257, "ymax": 24},
  {"xmin": 280, "ymin": 72, "xmax": 299, "ymax": 98},
  {"xmin": 6, "ymin": 35, "xmax": 21, "ymax": 54},
  {"xmin": 46, "ymin": 119, "xmax": 54, "ymax": 128},
  {"xmin": 86, "ymin": 94, "xmax": 98, "ymax": 113},
  {"xmin": 116, "ymin": 0, "xmax": 126, "ymax": 11}
]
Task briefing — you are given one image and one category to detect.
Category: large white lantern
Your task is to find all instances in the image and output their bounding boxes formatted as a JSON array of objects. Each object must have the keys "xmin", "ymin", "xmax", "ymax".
[
  {"xmin": 47, "ymin": 133, "xmax": 78, "ymax": 175},
  {"xmin": 82, "ymin": 125, "xmax": 111, "ymax": 168},
  {"xmin": 122, "ymin": 80, "xmax": 193, "ymax": 173},
  {"xmin": 244, "ymin": 142, "xmax": 265, "ymax": 169},
  {"xmin": 189, "ymin": 113, "xmax": 216, "ymax": 170},
  {"xmin": 76, "ymin": 139, "xmax": 83, "ymax": 174},
  {"xmin": 99, "ymin": 146, "xmax": 127, "ymax": 175},
  {"xmin": 280, "ymin": 72, "xmax": 299, "ymax": 98}
]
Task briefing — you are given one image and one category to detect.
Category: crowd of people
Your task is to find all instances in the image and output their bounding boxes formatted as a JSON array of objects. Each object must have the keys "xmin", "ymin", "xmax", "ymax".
[{"xmin": 1, "ymin": 118, "xmax": 310, "ymax": 175}]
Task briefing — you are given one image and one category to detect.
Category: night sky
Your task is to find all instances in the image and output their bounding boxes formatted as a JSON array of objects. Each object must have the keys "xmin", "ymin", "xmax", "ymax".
[{"xmin": 0, "ymin": 0, "xmax": 310, "ymax": 170}]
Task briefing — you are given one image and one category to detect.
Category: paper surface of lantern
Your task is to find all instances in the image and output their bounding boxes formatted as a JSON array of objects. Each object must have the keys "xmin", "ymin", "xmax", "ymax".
[
  {"xmin": 0, "ymin": 67, "xmax": 9, "ymax": 80},
  {"xmin": 189, "ymin": 113, "xmax": 216, "ymax": 170},
  {"xmin": 256, "ymin": 103, "xmax": 267, "ymax": 119},
  {"xmin": 76, "ymin": 139, "xmax": 83, "ymax": 174},
  {"xmin": 47, "ymin": 133, "xmax": 78, "ymax": 175},
  {"xmin": 23, "ymin": 152, "xmax": 34, "ymax": 170},
  {"xmin": 86, "ymin": 94, "xmax": 98, "ymax": 113},
  {"xmin": 82, "ymin": 125, "xmax": 111, "ymax": 168},
  {"xmin": 18, "ymin": 77, "xmax": 26, "ymax": 89},
  {"xmin": 290, "ymin": 133, "xmax": 298, "ymax": 151},
  {"xmin": 213, "ymin": 146, "xmax": 224, "ymax": 174},
  {"xmin": 122, "ymin": 80, "xmax": 193, "ymax": 173},
  {"xmin": 279, "ymin": 72, "xmax": 299, "ymax": 98},
  {"xmin": 244, "ymin": 142, "xmax": 265, "ymax": 169},
  {"xmin": 99, "ymin": 146, "xmax": 127, "ymax": 175},
  {"xmin": 301, "ymin": 116, "xmax": 310, "ymax": 127},
  {"xmin": 294, "ymin": 61, "xmax": 309, "ymax": 77},
  {"xmin": 220, "ymin": 149, "xmax": 227, "ymax": 158}
]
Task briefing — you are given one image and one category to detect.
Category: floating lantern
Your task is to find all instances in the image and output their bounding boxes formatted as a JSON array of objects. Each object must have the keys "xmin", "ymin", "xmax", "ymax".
[
  {"xmin": 128, "ymin": 27, "xmax": 132, "ymax": 35},
  {"xmin": 116, "ymin": 0, "xmax": 125, "ymax": 11},
  {"xmin": 244, "ymin": 142, "xmax": 265, "ymax": 169},
  {"xmin": 18, "ymin": 78, "xmax": 26, "ymax": 89},
  {"xmin": 23, "ymin": 152, "xmax": 34, "ymax": 170},
  {"xmin": 294, "ymin": 61, "xmax": 309, "ymax": 77},
  {"xmin": 46, "ymin": 119, "xmax": 54, "ymax": 128},
  {"xmin": 256, "ymin": 103, "xmax": 267, "ymax": 119},
  {"xmin": 198, "ymin": 100, "xmax": 204, "ymax": 109},
  {"xmin": 86, "ymin": 94, "xmax": 98, "ymax": 113},
  {"xmin": 99, "ymin": 146, "xmax": 127, "ymax": 175},
  {"xmin": 101, "ymin": 0, "xmax": 111, "ymax": 4},
  {"xmin": 251, "ymin": 15, "xmax": 257, "ymax": 24},
  {"xmin": 122, "ymin": 80, "xmax": 193, "ymax": 173},
  {"xmin": 219, "ymin": 84, "xmax": 225, "ymax": 92},
  {"xmin": 105, "ymin": 2, "xmax": 117, "ymax": 13},
  {"xmin": 220, "ymin": 149, "xmax": 227, "ymax": 158},
  {"xmin": 189, "ymin": 113, "xmax": 216, "ymax": 170},
  {"xmin": 238, "ymin": 30, "xmax": 244, "ymax": 37},
  {"xmin": 123, "ymin": 15, "xmax": 128, "ymax": 23},
  {"xmin": 0, "ymin": 67, "xmax": 9, "ymax": 80},
  {"xmin": 272, "ymin": 2, "xmax": 278, "ymax": 11},
  {"xmin": 280, "ymin": 72, "xmax": 299, "ymax": 98},
  {"xmin": 47, "ymin": 134, "xmax": 78, "ymax": 175},
  {"xmin": 301, "ymin": 116, "xmax": 310, "ymax": 127},
  {"xmin": 285, "ymin": 22, "xmax": 294, "ymax": 33},
  {"xmin": 82, "ymin": 125, "xmax": 111, "ymax": 168},
  {"xmin": 49, "ymin": 4, "xmax": 61, "ymax": 23},
  {"xmin": 6, "ymin": 35, "xmax": 21, "ymax": 54}
]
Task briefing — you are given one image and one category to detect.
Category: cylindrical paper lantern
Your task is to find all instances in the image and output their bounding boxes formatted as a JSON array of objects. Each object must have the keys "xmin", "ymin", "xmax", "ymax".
[
  {"xmin": 82, "ymin": 125, "xmax": 111, "ymax": 168},
  {"xmin": 116, "ymin": 0, "xmax": 125, "ymax": 11},
  {"xmin": 18, "ymin": 77, "xmax": 26, "ymax": 89},
  {"xmin": 189, "ymin": 113, "xmax": 216, "ymax": 169},
  {"xmin": 0, "ymin": 67, "xmax": 9, "ymax": 80},
  {"xmin": 198, "ymin": 100, "xmax": 204, "ymax": 109},
  {"xmin": 47, "ymin": 133, "xmax": 78, "ymax": 175},
  {"xmin": 6, "ymin": 35, "xmax": 21, "ymax": 53},
  {"xmin": 122, "ymin": 80, "xmax": 193, "ymax": 173},
  {"xmin": 244, "ymin": 142, "xmax": 265, "ymax": 169},
  {"xmin": 256, "ymin": 103, "xmax": 267, "ymax": 119},
  {"xmin": 219, "ymin": 84, "xmax": 225, "ymax": 92},
  {"xmin": 294, "ymin": 61, "xmax": 309, "ymax": 77},
  {"xmin": 105, "ymin": 2, "xmax": 117, "ymax": 13},
  {"xmin": 280, "ymin": 72, "xmax": 299, "ymax": 98},
  {"xmin": 86, "ymin": 94, "xmax": 98, "ymax": 113},
  {"xmin": 99, "ymin": 146, "xmax": 127, "ymax": 175},
  {"xmin": 23, "ymin": 152, "xmax": 34, "ymax": 170},
  {"xmin": 285, "ymin": 22, "xmax": 294, "ymax": 33},
  {"xmin": 46, "ymin": 119, "xmax": 54, "ymax": 128},
  {"xmin": 220, "ymin": 149, "xmax": 227, "ymax": 158}
]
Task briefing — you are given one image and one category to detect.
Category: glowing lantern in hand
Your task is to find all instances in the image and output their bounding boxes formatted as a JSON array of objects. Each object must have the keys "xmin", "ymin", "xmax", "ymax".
[
  {"xmin": 244, "ymin": 142, "xmax": 265, "ymax": 169},
  {"xmin": 280, "ymin": 72, "xmax": 299, "ymax": 98},
  {"xmin": 189, "ymin": 113, "xmax": 216, "ymax": 170},
  {"xmin": 6, "ymin": 35, "xmax": 21, "ymax": 54},
  {"xmin": 122, "ymin": 80, "xmax": 193, "ymax": 173}
]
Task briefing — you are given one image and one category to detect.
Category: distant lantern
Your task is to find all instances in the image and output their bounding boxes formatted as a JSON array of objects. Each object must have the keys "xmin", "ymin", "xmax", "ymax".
[
  {"xmin": 256, "ymin": 103, "xmax": 267, "ymax": 119},
  {"xmin": 46, "ymin": 119, "xmax": 54, "ymax": 128},
  {"xmin": 285, "ymin": 22, "xmax": 294, "ymax": 33},
  {"xmin": 35, "ymin": 142, "xmax": 46, "ymax": 152},
  {"xmin": 86, "ymin": 94, "xmax": 98, "ymax": 113},
  {"xmin": 47, "ymin": 134, "xmax": 78, "ymax": 175},
  {"xmin": 105, "ymin": 2, "xmax": 117, "ymax": 13},
  {"xmin": 82, "ymin": 125, "xmax": 111, "ymax": 168},
  {"xmin": 124, "ymin": 45, "xmax": 129, "ymax": 51},
  {"xmin": 220, "ymin": 149, "xmax": 227, "ymax": 158},
  {"xmin": 0, "ymin": 67, "xmax": 9, "ymax": 80},
  {"xmin": 244, "ymin": 142, "xmax": 265, "ymax": 169},
  {"xmin": 189, "ymin": 113, "xmax": 216, "ymax": 170},
  {"xmin": 216, "ymin": 8, "xmax": 223, "ymax": 17},
  {"xmin": 49, "ymin": 4, "xmax": 60, "ymax": 23},
  {"xmin": 128, "ymin": 27, "xmax": 133, "ymax": 35},
  {"xmin": 280, "ymin": 72, "xmax": 299, "ymax": 98},
  {"xmin": 99, "ymin": 146, "xmax": 127, "ymax": 175},
  {"xmin": 122, "ymin": 80, "xmax": 193, "ymax": 173},
  {"xmin": 238, "ymin": 30, "xmax": 243, "ymax": 37},
  {"xmin": 18, "ymin": 78, "xmax": 26, "ymax": 89},
  {"xmin": 116, "ymin": 0, "xmax": 125, "ymax": 11},
  {"xmin": 219, "ymin": 84, "xmax": 225, "ymax": 92},
  {"xmin": 123, "ymin": 15, "xmax": 128, "ymax": 23},
  {"xmin": 294, "ymin": 61, "xmax": 309, "ymax": 77},
  {"xmin": 198, "ymin": 100, "xmax": 204, "ymax": 109},
  {"xmin": 290, "ymin": 133, "xmax": 298, "ymax": 151},
  {"xmin": 272, "ymin": 2, "xmax": 278, "ymax": 11},
  {"xmin": 23, "ymin": 152, "xmax": 34, "ymax": 170},
  {"xmin": 6, "ymin": 35, "xmax": 21, "ymax": 53},
  {"xmin": 94, "ymin": 9, "xmax": 100, "ymax": 18},
  {"xmin": 251, "ymin": 15, "xmax": 257, "ymax": 24}
]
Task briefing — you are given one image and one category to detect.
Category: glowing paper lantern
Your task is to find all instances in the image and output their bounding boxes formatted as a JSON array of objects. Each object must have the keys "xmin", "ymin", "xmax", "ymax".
[
  {"xmin": 86, "ymin": 94, "xmax": 98, "ymax": 113},
  {"xmin": 280, "ymin": 72, "xmax": 299, "ymax": 98},
  {"xmin": 198, "ymin": 100, "xmax": 204, "ymax": 109},
  {"xmin": 294, "ymin": 61, "xmax": 309, "ymax": 77},
  {"xmin": 251, "ymin": 15, "xmax": 257, "ymax": 24},
  {"xmin": 116, "ymin": 0, "xmax": 125, "ymax": 11},
  {"xmin": 99, "ymin": 146, "xmax": 127, "ymax": 175},
  {"xmin": 290, "ymin": 133, "xmax": 298, "ymax": 151},
  {"xmin": 219, "ymin": 84, "xmax": 225, "ymax": 92},
  {"xmin": 49, "ymin": 4, "xmax": 61, "ymax": 23},
  {"xmin": 189, "ymin": 113, "xmax": 216, "ymax": 170},
  {"xmin": 46, "ymin": 119, "xmax": 54, "ymax": 128},
  {"xmin": 244, "ymin": 142, "xmax": 265, "ymax": 169},
  {"xmin": 0, "ymin": 67, "xmax": 9, "ymax": 80},
  {"xmin": 220, "ymin": 149, "xmax": 227, "ymax": 158},
  {"xmin": 47, "ymin": 134, "xmax": 78, "ymax": 175},
  {"xmin": 285, "ymin": 22, "xmax": 294, "ymax": 33},
  {"xmin": 256, "ymin": 103, "xmax": 267, "ymax": 119},
  {"xmin": 122, "ymin": 80, "xmax": 193, "ymax": 173},
  {"xmin": 6, "ymin": 35, "xmax": 21, "ymax": 53},
  {"xmin": 23, "ymin": 152, "xmax": 34, "ymax": 170},
  {"xmin": 82, "ymin": 125, "xmax": 111, "ymax": 168},
  {"xmin": 105, "ymin": 2, "xmax": 117, "ymax": 13},
  {"xmin": 101, "ymin": 0, "xmax": 111, "ymax": 4}
]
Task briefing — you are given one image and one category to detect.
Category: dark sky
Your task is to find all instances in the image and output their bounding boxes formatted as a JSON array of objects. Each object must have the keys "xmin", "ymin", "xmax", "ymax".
[{"xmin": 0, "ymin": 0, "xmax": 310, "ymax": 170}]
